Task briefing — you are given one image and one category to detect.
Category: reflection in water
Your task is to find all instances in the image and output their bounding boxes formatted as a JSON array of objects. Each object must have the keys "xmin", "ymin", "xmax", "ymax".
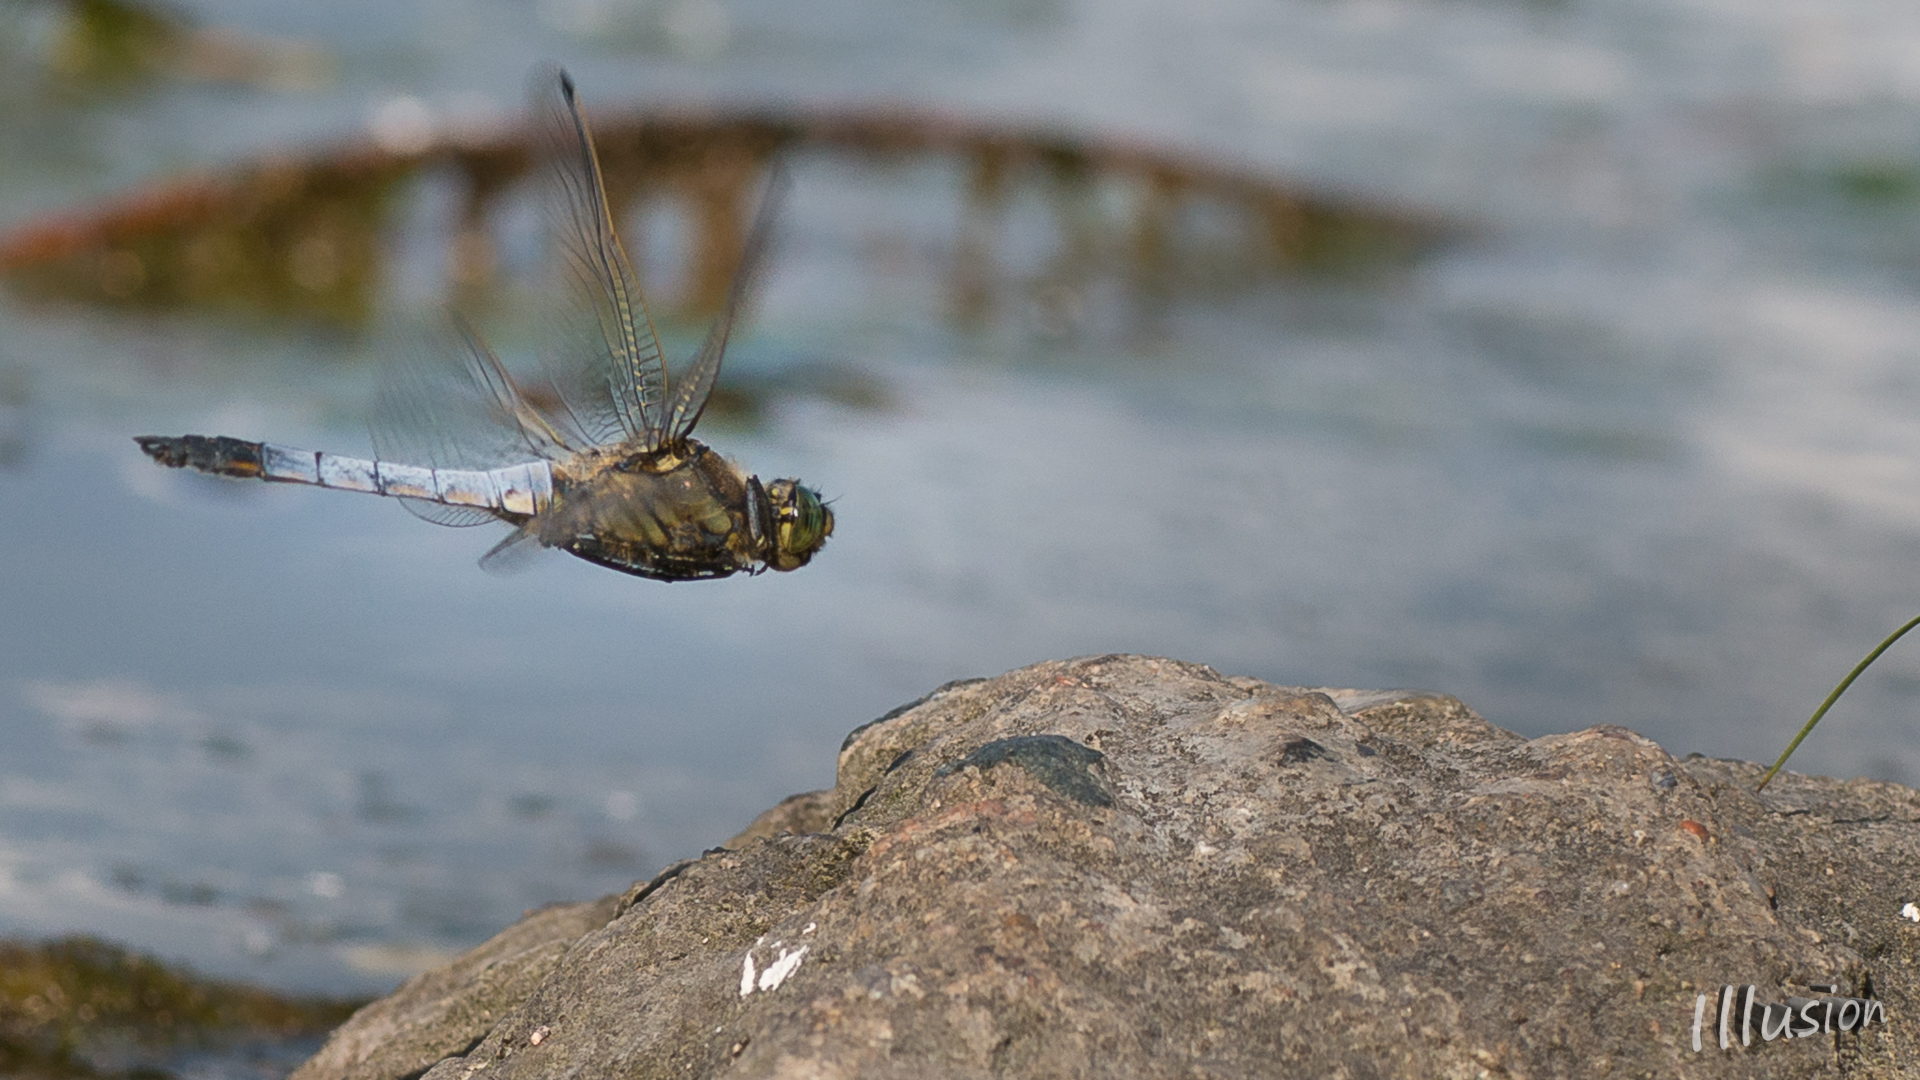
[
  {"xmin": 0, "ymin": 936, "xmax": 357, "ymax": 1079},
  {"xmin": 0, "ymin": 364, "xmax": 28, "ymax": 469},
  {"xmin": 3, "ymin": 0, "xmax": 332, "ymax": 92},
  {"xmin": 0, "ymin": 100, "xmax": 1444, "ymax": 334},
  {"xmin": 354, "ymin": 772, "xmax": 423, "ymax": 826},
  {"xmin": 0, "ymin": 146, "xmax": 404, "ymax": 326},
  {"xmin": 701, "ymin": 362, "xmax": 891, "ymax": 429}
]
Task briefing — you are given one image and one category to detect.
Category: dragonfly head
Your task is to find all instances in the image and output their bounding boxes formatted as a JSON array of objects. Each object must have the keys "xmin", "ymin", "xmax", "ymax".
[{"xmin": 765, "ymin": 479, "xmax": 833, "ymax": 571}]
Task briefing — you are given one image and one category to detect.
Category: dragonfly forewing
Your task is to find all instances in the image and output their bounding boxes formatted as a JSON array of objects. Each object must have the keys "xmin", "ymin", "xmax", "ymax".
[
  {"xmin": 660, "ymin": 164, "xmax": 789, "ymax": 445},
  {"xmin": 534, "ymin": 66, "xmax": 670, "ymax": 451}
]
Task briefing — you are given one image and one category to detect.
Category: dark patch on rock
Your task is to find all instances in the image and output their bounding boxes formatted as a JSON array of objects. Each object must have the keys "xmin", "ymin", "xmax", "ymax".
[
  {"xmin": 287, "ymin": 656, "xmax": 1920, "ymax": 1079},
  {"xmin": 933, "ymin": 734, "xmax": 1115, "ymax": 807},
  {"xmin": 1277, "ymin": 736, "xmax": 1331, "ymax": 764},
  {"xmin": 724, "ymin": 789, "xmax": 838, "ymax": 847},
  {"xmin": 828, "ymin": 786, "xmax": 876, "ymax": 830},
  {"xmin": 839, "ymin": 678, "xmax": 986, "ymax": 752},
  {"xmin": 616, "ymin": 860, "xmax": 696, "ymax": 918}
]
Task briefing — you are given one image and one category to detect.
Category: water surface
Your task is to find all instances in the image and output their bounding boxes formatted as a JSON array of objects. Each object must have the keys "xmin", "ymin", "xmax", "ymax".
[{"xmin": 6, "ymin": 0, "xmax": 1920, "ymax": 994}]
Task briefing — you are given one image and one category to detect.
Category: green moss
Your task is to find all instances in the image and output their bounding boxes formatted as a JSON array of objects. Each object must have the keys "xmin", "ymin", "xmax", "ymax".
[
  {"xmin": 0, "ymin": 936, "xmax": 362, "ymax": 1079},
  {"xmin": 1833, "ymin": 161, "xmax": 1920, "ymax": 205},
  {"xmin": 48, "ymin": 0, "xmax": 189, "ymax": 86}
]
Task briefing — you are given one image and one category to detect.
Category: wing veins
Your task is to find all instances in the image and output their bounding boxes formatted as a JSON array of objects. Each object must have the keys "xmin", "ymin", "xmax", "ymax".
[
  {"xmin": 662, "ymin": 163, "xmax": 789, "ymax": 445},
  {"xmin": 452, "ymin": 314, "xmax": 586, "ymax": 460},
  {"xmin": 539, "ymin": 68, "xmax": 670, "ymax": 450}
]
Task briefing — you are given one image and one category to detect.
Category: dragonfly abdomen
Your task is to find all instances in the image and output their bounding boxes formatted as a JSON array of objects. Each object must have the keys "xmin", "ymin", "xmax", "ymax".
[{"xmin": 134, "ymin": 434, "xmax": 554, "ymax": 518}]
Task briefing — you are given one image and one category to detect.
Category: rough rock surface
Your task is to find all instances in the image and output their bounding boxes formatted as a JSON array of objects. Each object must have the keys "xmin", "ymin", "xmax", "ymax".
[
  {"xmin": 293, "ymin": 656, "xmax": 1920, "ymax": 1078},
  {"xmin": 288, "ymin": 896, "xmax": 619, "ymax": 1080}
]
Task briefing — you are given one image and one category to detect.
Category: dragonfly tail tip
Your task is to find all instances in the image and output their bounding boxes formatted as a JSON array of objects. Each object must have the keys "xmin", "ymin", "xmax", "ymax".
[{"xmin": 134, "ymin": 434, "xmax": 185, "ymax": 467}]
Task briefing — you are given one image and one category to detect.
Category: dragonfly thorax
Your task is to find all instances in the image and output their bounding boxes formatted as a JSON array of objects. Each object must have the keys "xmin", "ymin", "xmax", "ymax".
[{"xmin": 540, "ymin": 438, "xmax": 828, "ymax": 581}]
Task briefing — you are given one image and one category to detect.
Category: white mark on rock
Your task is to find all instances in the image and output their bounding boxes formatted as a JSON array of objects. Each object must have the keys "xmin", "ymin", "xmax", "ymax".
[
  {"xmin": 758, "ymin": 945, "xmax": 808, "ymax": 992},
  {"xmin": 528, "ymin": 1025, "xmax": 549, "ymax": 1046},
  {"xmin": 803, "ymin": 922, "xmax": 816, "ymax": 935},
  {"xmin": 1902, "ymin": 902, "xmax": 1920, "ymax": 923},
  {"xmin": 740, "ymin": 938, "xmax": 811, "ymax": 997}
]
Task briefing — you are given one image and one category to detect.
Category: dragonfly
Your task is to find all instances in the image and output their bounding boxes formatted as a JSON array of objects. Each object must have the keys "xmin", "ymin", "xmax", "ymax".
[{"xmin": 137, "ymin": 70, "xmax": 832, "ymax": 582}]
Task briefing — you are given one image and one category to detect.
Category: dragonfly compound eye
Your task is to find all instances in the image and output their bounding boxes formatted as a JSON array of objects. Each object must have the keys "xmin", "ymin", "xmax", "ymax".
[{"xmin": 765, "ymin": 479, "xmax": 833, "ymax": 571}]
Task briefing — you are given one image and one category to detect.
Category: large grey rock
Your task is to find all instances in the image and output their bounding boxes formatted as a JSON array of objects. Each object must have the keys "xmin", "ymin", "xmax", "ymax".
[
  {"xmin": 288, "ymin": 896, "xmax": 619, "ymax": 1080},
  {"xmin": 293, "ymin": 656, "xmax": 1920, "ymax": 1078}
]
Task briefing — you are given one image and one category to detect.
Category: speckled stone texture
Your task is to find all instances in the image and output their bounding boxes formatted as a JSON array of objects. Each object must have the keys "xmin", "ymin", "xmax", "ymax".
[
  {"xmin": 288, "ymin": 896, "xmax": 619, "ymax": 1080},
  {"xmin": 293, "ymin": 656, "xmax": 1920, "ymax": 1079}
]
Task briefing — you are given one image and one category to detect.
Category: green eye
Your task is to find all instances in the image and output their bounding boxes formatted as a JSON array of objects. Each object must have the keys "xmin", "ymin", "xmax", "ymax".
[{"xmin": 766, "ymin": 480, "xmax": 833, "ymax": 571}]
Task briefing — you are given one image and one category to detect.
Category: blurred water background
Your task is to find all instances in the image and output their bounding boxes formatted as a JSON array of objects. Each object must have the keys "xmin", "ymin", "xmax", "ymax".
[{"xmin": 5, "ymin": 0, "xmax": 1920, "ymax": 997}]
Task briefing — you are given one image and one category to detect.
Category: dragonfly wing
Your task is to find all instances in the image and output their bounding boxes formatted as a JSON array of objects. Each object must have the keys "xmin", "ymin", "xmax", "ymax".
[
  {"xmin": 478, "ymin": 522, "xmax": 549, "ymax": 574},
  {"xmin": 393, "ymin": 497, "xmax": 498, "ymax": 529},
  {"xmin": 662, "ymin": 163, "xmax": 790, "ymax": 444},
  {"xmin": 533, "ymin": 66, "xmax": 669, "ymax": 450},
  {"xmin": 369, "ymin": 316, "xmax": 576, "ymax": 527}
]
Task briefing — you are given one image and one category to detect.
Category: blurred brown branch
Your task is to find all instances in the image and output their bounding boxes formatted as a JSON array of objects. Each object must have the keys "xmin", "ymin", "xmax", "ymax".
[{"xmin": 0, "ymin": 99, "xmax": 1451, "ymax": 330}]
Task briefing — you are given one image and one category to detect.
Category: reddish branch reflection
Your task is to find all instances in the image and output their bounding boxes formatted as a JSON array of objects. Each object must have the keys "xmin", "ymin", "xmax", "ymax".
[{"xmin": 0, "ymin": 103, "xmax": 1447, "ymax": 331}]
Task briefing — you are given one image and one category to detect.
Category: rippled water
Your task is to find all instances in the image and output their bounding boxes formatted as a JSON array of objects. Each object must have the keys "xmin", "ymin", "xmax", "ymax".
[{"xmin": 6, "ymin": 0, "xmax": 1920, "ymax": 995}]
